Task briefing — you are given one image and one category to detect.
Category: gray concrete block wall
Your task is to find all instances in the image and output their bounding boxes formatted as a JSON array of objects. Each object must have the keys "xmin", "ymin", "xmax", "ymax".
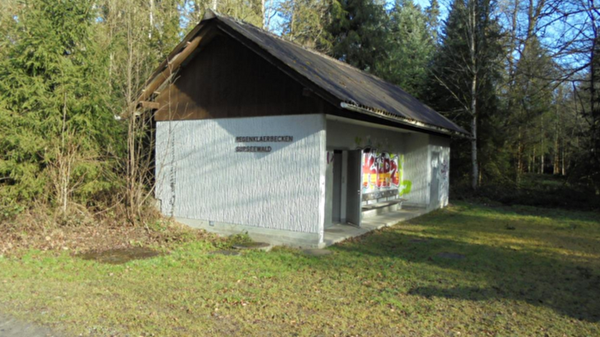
[
  {"xmin": 402, "ymin": 133, "xmax": 431, "ymax": 207},
  {"xmin": 155, "ymin": 114, "xmax": 326, "ymax": 235}
]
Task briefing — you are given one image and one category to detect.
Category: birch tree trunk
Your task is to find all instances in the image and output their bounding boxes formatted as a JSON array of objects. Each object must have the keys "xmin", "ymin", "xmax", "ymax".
[
  {"xmin": 262, "ymin": 0, "xmax": 266, "ymax": 29},
  {"xmin": 149, "ymin": 0, "xmax": 154, "ymax": 39}
]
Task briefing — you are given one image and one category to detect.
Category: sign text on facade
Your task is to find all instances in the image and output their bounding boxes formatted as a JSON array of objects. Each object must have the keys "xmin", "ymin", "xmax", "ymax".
[{"xmin": 235, "ymin": 135, "xmax": 293, "ymax": 153}]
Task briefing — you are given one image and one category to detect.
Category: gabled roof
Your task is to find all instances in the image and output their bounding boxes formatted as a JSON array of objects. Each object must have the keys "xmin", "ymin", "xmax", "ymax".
[{"xmin": 136, "ymin": 10, "xmax": 469, "ymax": 136}]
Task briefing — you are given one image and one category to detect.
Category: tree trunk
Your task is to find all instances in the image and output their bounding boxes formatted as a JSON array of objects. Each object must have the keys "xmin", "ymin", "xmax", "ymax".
[
  {"xmin": 516, "ymin": 130, "xmax": 523, "ymax": 185},
  {"xmin": 554, "ymin": 105, "xmax": 560, "ymax": 174},
  {"xmin": 149, "ymin": 0, "xmax": 154, "ymax": 39},
  {"xmin": 590, "ymin": 24, "xmax": 600, "ymax": 194},
  {"xmin": 126, "ymin": 9, "xmax": 136, "ymax": 222},
  {"xmin": 561, "ymin": 136, "xmax": 566, "ymax": 176},
  {"xmin": 262, "ymin": 0, "xmax": 266, "ymax": 29},
  {"xmin": 540, "ymin": 115, "xmax": 544, "ymax": 174},
  {"xmin": 470, "ymin": 1, "xmax": 478, "ymax": 190},
  {"xmin": 472, "ymin": 113, "xmax": 478, "ymax": 189},
  {"xmin": 60, "ymin": 90, "xmax": 69, "ymax": 214},
  {"xmin": 532, "ymin": 146, "xmax": 535, "ymax": 174}
]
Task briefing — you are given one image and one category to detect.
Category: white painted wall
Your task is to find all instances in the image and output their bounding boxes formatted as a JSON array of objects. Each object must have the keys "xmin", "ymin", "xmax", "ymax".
[
  {"xmin": 155, "ymin": 114, "xmax": 326, "ymax": 234},
  {"xmin": 402, "ymin": 133, "xmax": 430, "ymax": 207},
  {"xmin": 326, "ymin": 117, "xmax": 409, "ymax": 220},
  {"xmin": 325, "ymin": 116, "xmax": 451, "ymax": 211},
  {"xmin": 402, "ymin": 133, "xmax": 451, "ymax": 209},
  {"xmin": 326, "ymin": 118, "xmax": 406, "ymax": 153},
  {"xmin": 324, "ymin": 151, "xmax": 334, "ymax": 228},
  {"xmin": 429, "ymin": 135, "xmax": 451, "ymax": 209}
]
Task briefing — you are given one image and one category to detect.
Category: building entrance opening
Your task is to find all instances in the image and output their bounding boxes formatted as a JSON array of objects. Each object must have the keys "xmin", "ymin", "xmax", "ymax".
[
  {"xmin": 359, "ymin": 149, "xmax": 406, "ymax": 220},
  {"xmin": 327, "ymin": 148, "xmax": 407, "ymax": 228},
  {"xmin": 327, "ymin": 150, "xmax": 362, "ymax": 227}
]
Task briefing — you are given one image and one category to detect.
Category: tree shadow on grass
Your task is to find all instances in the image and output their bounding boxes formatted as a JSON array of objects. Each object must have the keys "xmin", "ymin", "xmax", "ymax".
[{"xmin": 329, "ymin": 217, "xmax": 600, "ymax": 323}]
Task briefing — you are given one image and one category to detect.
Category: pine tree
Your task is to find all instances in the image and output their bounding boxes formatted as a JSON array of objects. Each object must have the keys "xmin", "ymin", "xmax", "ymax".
[
  {"xmin": 425, "ymin": 0, "xmax": 441, "ymax": 43},
  {"xmin": 375, "ymin": 0, "xmax": 436, "ymax": 98},
  {"xmin": 426, "ymin": 0, "xmax": 504, "ymax": 189},
  {"xmin": 0, "ymin": 0, "xmax": 122, "ymax": 211},
  {"xmin": 571, "ymin": 32, "xmax": 600, "ymax": 192},
  {"xmin": 588, "ymin": 32, "xmax": 600, "ymax": 191},
  {"xmin": 508, "ymin": 37, "xmax": 557, "ymax": 178},
  {"xmin": 325, "ymin": 0, "xmax": 389, "ymax": 72}
]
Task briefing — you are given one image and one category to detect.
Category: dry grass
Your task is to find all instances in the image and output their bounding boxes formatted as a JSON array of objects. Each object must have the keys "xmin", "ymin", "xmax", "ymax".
[{"xmin": 0, "ymin": 204, "xmax": 217, "ymax": 256}]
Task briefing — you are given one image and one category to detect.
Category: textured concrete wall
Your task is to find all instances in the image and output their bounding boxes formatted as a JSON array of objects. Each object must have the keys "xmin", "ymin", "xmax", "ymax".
[
  {"xmin": 402, "ymin": 133, "xmax": 431, "ymax": 207},
  {"xmin": 324, "ymin": 151, "xmax": 334, "ymax": 228},
  {"xmin": 155, "ymin": 114, "xmax": 326, "ymax": 234},
  {"xmin": 326, "ymin": 118, "xmax": 406, "ymax": 153},
  {"xmin": 325, "ymin": 118, "xmax": 410, "ymax": 220},
  {"xmin": 325, "ymin": 118, "xmax": 451, "ymax": 210},
  {"xmin": 429, "ymin": 135, "xmax": 451, "ymax": 209}
]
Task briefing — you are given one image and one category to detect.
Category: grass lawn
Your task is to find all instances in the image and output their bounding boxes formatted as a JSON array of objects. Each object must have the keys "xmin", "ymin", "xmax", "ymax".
[{"xmin": 1, "ymin": 202, "xmax": 599, "ymax": 336}]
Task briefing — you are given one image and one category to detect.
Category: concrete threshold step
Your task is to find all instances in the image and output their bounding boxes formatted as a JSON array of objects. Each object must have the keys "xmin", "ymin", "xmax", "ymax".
[{"xmin": 362, "ymin": 202, "xmax": 402, "ymax": 219}]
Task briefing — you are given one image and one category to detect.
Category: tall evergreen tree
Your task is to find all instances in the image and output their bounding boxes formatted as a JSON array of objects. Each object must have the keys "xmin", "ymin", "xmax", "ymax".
[
  {"xmin": 425, "ymin": 0, "xmax": 441, "ymax": 43},
  {"xmin": 507, "ymin": 37, "xmax": 557, "ymax": 177},
  {"xmin": 325, "ymin": 0, "xmax": 389, "ymax": 72},
  {"xmin": 0, "ymin": 0, "xmax": 122, "ymax": 211},
  {"xmin": 571, "ymin": 32, "xmax": 600, "ymax": 192},
  {"xmin": 591, "ymin": 34, "xmax": 600, "ymax": 191},
  {"xmin": 426, "ymin": 0, "xmax": 504, "ymax": 189},
  {"xmin": 375, "ymin": 0, "xmax": 436, "ymax": 98}
]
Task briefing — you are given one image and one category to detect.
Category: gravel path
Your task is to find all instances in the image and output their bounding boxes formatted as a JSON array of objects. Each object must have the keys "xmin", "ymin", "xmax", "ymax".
[{"xmin": 0, "ymin": 313, "xmax": 65, "ymax": 337}]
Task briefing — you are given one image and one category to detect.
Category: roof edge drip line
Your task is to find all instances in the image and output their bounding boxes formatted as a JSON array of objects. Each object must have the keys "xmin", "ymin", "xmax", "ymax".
[{"xmin": 340, "ymin": 102, "xmax": 470, "ymax": 138}]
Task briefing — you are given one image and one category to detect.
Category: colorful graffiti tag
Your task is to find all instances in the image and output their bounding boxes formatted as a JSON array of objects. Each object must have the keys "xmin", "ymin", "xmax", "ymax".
[{"xmin": 362, "ymin": 152, "xmax": 400, "ymax": 193}]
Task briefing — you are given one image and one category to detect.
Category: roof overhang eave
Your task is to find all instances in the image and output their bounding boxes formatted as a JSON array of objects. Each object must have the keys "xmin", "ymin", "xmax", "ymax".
[
  {"xmin": 340, "ymin": 102, "xmax": 471, "ymax": 139},
  {"xmin": 121, "ymin": 15, "xmax": 219, "ymax": 120}
]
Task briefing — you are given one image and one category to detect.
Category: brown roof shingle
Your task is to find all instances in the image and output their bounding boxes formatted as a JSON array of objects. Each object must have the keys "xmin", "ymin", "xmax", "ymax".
[{"xmin": 141, "ymin": 10, "xmax": 469, "ymax": 136}]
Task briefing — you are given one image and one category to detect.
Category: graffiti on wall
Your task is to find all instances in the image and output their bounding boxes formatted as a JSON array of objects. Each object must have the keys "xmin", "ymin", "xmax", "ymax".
[
  {"xmin": 362, "ymin": 152, "xmax": 400, "ymax": 193},
  {"xmin": 361, "ymin": 151, "xmax": 413, "ymax": 196},
  {"xmin": 354, "ymin": 134, "xmax": 413, "ymax": 197},
  {"xmin": 438, "ymin": 158, "xmax": 449, "ymax": 198}
]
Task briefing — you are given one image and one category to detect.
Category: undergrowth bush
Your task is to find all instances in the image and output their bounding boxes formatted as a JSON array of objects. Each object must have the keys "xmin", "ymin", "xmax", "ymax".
[{"xmin": 452, "ymin": 174, "xmax": 600, "ymax": 211}]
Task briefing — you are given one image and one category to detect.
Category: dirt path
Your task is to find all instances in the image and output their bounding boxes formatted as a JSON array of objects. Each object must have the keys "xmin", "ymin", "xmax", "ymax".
[{"xmin": 0, "ymin": 313, "xmax": 65, "ymax": 337}]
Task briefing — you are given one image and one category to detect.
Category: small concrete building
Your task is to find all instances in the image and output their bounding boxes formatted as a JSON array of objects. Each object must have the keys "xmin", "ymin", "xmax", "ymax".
[{"xmin": 136, "ymin": 11, "xmax": 468, "ymax": 247}]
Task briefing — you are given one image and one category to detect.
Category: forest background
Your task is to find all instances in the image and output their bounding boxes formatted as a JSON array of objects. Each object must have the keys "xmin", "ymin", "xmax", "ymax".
[{"xmin": 1, "ymin": 0, "xmax": 599, "ymax": 228}]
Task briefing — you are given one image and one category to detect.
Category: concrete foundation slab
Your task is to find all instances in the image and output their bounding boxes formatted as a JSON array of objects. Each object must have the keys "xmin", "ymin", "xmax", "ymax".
[
  {"xmin": 176, "ymin": 217, "xmax": 323, "ymax": 248},
  {"xmin": 302, "ymin": 249, "xmax": 333, "ymax": 256},
  {"xmin": 177, "ymin": 206, "xmax": 427, "ymax": 249},
  {"xmin": 362, "ymin": 202, "xmax": 401, "ymax": 219},
  {"xmin": 323, "ymin": 206, "xmax": 427, "ymax": 246}
]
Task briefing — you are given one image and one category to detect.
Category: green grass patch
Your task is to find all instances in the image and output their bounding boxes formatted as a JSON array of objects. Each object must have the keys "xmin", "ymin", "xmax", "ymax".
[{"xmin": 1, "ymin": 202, "xmax": 599, "ymax": 336}]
